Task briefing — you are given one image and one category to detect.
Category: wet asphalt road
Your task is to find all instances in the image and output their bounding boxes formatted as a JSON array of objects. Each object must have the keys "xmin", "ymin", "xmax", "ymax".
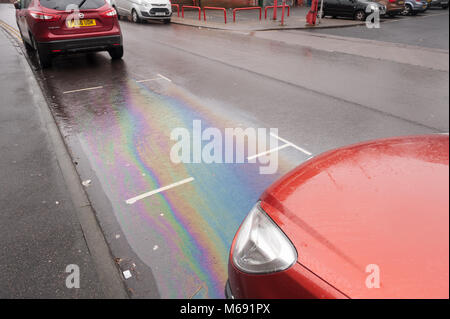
[
  {"xmin": 307, "ymin": 8, "xmax": 449, "ymax": 50},
  {"xmin": 1, "ymin": 3, "xmax": 448, "ymax": 298}
]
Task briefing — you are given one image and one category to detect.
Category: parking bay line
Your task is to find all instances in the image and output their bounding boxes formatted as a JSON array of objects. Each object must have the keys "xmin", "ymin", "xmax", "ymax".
[
  {"xmin": 157, "ymin": 73, "xmax": 172, "ymax": 82},
  {"xmin": 136, "ymin": 78, "xmax": 161, "ymax": 83},
  {"xmin": 270, "ymin": 132, "xmax": 313, "ymax": 156},
  {"xmin": 247, "ymin": 143, "xmax": 291, "ymax": 160},
  {"xmin": 135, "ymin": 74, "xmax": 172, "ymax": 83},
  {"xmin": 125, "ymin": 177, "xmax": 195, "ymax": 205},
  {"xmin": 63, "ymin": 86, "xmax": 103, "ymax": 94}
]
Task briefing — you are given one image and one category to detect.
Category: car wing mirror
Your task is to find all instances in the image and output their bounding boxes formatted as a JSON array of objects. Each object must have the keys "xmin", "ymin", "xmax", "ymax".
[{"xmin": 14, "ymin": 1, "xmax": 21, "ymax": 9}]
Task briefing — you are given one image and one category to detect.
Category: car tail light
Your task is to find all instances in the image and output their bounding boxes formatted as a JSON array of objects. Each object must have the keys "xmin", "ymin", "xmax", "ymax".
[
  {"xmin": 100, "ymin": 9, "xmax": 117, "ymax": 17},
  {"xmin": 29, "ymin": 11, "xmax": 61, "ymax": 22},
  {"xmin": 388, "ymin": 0, "xmax": 396, "ymax": 2},
  {"xmin": 231, "ymin": 202, "xmax": 297, "ymax": 274}
]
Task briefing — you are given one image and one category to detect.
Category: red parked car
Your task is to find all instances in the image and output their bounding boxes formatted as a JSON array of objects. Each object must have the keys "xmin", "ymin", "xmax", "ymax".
[
  {"xmin": 14, "ymin": 0, "xmax": 123, "ymax": 68},
  {"xmin": 227, "ymin": 135, "xmax": 449, "ymax": 299}
]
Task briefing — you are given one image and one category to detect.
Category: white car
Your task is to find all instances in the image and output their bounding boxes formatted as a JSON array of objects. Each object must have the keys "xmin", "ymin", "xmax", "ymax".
[{"xmin": 111, "ymin": 0, "xmax": 172, "ymax": 23}]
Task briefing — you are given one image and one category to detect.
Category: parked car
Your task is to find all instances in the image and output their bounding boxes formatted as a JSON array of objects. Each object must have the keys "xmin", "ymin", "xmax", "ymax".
[
  {"xmin": 320, "ymin": 0, "xmax": 386, "ymax": 21},
  {"xmin": 401, "ymin": 0, "xmax": 428, "ymax": 14},
  {"xmin": 373, "ymin": 0, "xmax": 405, "ymax": 17},
  {"xmin": 14, "ymin": 0, "xmax": 123, "ymax": 68},
  {"xmin": 110, "ymin": 0, "xmax": 172, "ymax": 24},
  {"xmin": 429, "ymin": 0, "xmax": 449, "ymax": 8},
  {"xmin": 226, "ymin": 135, "xmax": 449, "ymax": 298}
]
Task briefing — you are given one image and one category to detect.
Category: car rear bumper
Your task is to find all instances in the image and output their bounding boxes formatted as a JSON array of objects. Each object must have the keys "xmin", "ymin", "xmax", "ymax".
[
  {"xmin": 227, "ymin": 258, "xmax": 348, "ymax": 299},
  {"xmin": 225, "ymin": 280, "xmax": 234, "ymax": 299},
  {"xmin": 37, "ymin": 35, "xmax": 122, "ymax": 54}
]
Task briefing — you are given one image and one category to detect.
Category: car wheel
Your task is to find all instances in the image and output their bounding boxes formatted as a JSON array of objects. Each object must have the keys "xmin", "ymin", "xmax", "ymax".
[
  {"xmin": 131, "ymin": 9, "xmax": 141, "ymax": 23},
  {"xmin": 401, "ymin": 4, "xmax": 411, "ymax": 15},
  {"xmin": 163, "ymin": 18, "xmax": 171, "ymax": 24},
  {"xmin": 32, "ymin": 36, "xmax": 51, "ymax": 68},
  {"xmin": 354, "ymin": 10, "xmax": 366, "ymax": 21},
  {"xmin": 108, "ymin": 45, "xmax": 124, "ymax": 60}
]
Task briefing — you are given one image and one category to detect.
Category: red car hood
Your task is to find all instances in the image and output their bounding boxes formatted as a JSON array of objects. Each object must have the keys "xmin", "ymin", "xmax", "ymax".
[{"xmin": 260, "ymin": 135, "xmax": 449, "ymax": 298}]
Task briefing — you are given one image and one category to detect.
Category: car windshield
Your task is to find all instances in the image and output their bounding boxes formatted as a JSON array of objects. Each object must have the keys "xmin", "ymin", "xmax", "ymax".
[{"xmin": 39, "ymin": 0, "xmax": 105, "ymax": 10}]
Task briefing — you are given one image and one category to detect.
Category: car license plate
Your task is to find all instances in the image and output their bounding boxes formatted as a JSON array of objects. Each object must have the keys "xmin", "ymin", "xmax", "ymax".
[
  {"xmin": 155, "ymin": 12, "xmax": 165, "ymax": 16},
  {"xmin": 66, "ymin": 19, "xmax": 96, "ymax": 28},
  {"xmin": 398, "ymin": 1, "xmax": 404, "ymax": 3}
]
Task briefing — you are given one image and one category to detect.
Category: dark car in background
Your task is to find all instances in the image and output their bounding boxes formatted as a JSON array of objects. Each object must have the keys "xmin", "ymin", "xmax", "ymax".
[
  {"xmin": 14, "ymin": 0, "xmax": 123, "ymax": 68},
  {"xmin": 320, "ymin": 0, "xmax": 387, "ymax": 21},
  {"xmin": 429, "ymin": 0, "xmax": 449, "ymax": 8}
]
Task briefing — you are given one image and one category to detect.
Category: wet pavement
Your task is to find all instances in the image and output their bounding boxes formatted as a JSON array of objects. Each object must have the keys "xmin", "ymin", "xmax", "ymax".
[{"xmin": 0, "ymin": 2, "xmax": 448, "ymax": 298}]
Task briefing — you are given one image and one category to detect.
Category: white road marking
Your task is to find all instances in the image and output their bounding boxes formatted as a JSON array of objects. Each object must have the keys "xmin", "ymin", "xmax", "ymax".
[
  {"xmin": 247, "ymin": 143, "xmax": 291, "ymax": 160},
  {"xmin": 157, "ymin": 73, "xmax": 172, "ymax": 82},
  {"xmin": 270, "ymin": 132, "xmax": 312, "ymax": 156},
  {"xmin": 63, "ymin": 86, "xmax": 103, "ymax": 94},
  {"xmin": 136, "ymin": 78, "xmax": 161, "ymax": 83},
  {"xmin": 126, "ymin": 177, "xmax": 194, "ymax": 204}
]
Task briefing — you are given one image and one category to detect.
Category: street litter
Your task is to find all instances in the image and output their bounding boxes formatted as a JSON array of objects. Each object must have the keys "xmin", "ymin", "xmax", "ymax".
[
  {"xmin": 123, "ymin": 270, "xmax": 132, "ymax": 279},
  {"xmin": 82, "ymin": 179, "xmax": 91, "ymax": 187}
]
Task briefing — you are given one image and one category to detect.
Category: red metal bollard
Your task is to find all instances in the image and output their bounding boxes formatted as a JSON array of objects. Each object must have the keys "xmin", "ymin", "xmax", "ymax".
[
  {"xmin": 182, "ymin": 5, "xmax": 201, "ymax": 21},
  {"xmin": 203, "ymin": 6, "xmax": 227, "ymax": 24},
  {"xmin": 265, "ymin": 5, "xmax": 290, "ymax": 19},
  {"xmin": 281, "ymin": 0, "xmax": 285, "ymax": 25},
  {"xmin": 273, "ymin": 0, "xmax": 277, "ymax": 20},
  {"xmin": 171, "ymin": 4, "xmax": 180, "ymax": 17}
]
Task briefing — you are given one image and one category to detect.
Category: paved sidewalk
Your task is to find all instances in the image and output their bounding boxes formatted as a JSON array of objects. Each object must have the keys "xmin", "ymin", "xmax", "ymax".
[
  {"xmin": 0, "ymin": 24, "xmax": 126, "ymax": 298},
  {"xmin": 172, "ymin": 5, "xmax": 364, "ymax": 31}
]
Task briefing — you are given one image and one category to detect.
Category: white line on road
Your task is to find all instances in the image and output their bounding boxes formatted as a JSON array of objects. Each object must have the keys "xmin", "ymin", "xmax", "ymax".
[
  {"xmin": 136, "ymin": 78, "xmax": 161, "ymax": 83},
  {"xmin": 157, "ymin": 74, "xmax": 172, "ymax": 82},
  {"xmin": 247, "ymin": 143, "xmax": 291, "ymax": 160},
  {"xmin": 63, "ymin": 86, "xmax": 103, "ymax": 94},
  {"xmin": 125, "ymin": 177, "xmax": 194, "ymax": 205},
  {"xmin": 270, "ymin": 132, "xmax": 312, "ymax": 156}
]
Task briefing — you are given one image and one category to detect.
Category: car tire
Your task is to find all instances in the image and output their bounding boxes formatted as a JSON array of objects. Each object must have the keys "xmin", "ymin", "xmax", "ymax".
[
  {"xmin": 131, "ymin": 9, "xmax": 141, "ymax": 23},
  {"xmin": 32, "ymin": 36, "xmax": 51, "ymax": 68},
  {"xmin": 401, "ymin": 4, "xmax": 412, "ymax": 15},
  {"xmin": 108, "ymin": 45, "xmax": 124, "ymax": 60},
  {"xmin": 354, "ymin": 10, "xmax": 366, "ymax": 21},
  {"xmin": 388, "ymin": 12, "xmax": 397, "ymax": 17}
]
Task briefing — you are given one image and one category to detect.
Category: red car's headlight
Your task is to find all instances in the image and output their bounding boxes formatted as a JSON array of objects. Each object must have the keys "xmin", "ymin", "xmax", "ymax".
[{"xmin": 232, "ymin": 202, "xmax": 297, "ymax": 274}]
